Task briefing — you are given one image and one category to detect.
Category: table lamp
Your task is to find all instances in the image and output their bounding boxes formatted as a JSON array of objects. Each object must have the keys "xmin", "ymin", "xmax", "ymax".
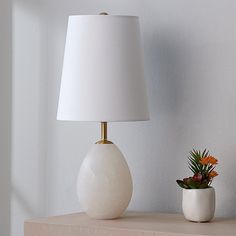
[{"xmin": 57, "ymin": 13, "xmax": 149, "ymax": 219}]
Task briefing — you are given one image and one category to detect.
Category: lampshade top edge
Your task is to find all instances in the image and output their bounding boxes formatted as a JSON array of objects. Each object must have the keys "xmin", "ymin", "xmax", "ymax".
[
  {"xmin": 68, "ymin": 15, "xmax": 139, "ymax": 18},
  {"xmin": 56, "ymin": 118, "xmax": 150, "ymax": 122}
]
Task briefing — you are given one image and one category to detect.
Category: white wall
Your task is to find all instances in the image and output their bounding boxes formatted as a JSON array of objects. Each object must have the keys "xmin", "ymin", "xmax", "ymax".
[
  {"xmin": 1, "ymin": 0, "xmax": 236, "ymax": 236},
  {"xmin": 11, "ymin": 0, "xmax": 47, "ymax": 235},
  {"xmin": 45, "ymin": 0, "xmax": 236, "ymax": 218}
]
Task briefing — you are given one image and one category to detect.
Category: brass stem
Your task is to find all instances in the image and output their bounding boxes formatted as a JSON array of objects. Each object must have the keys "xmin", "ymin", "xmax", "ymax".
[
  {"xmin": 95, "ymin": 122, "xmax": 113, "ymax": 144},
  {"xmin": 101, "ymin": 122, "xmax": 107, "ymax": 141}
]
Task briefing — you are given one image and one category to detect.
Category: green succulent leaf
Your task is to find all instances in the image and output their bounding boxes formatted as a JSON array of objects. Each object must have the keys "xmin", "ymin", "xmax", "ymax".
[
  {"xmin": 187, "ymin": 179, "xmax": 201, "ymax": 189},
  {"xmin": 199, "ymin": 182, "xmax": 209, "ymax": 189},
  {"xmin": 176, "ymin": 180, "xmax": 189, "ymax": 189},
  {"xmin": 188, "ymin": 163, "xmax": 198, "ymax": 174}
]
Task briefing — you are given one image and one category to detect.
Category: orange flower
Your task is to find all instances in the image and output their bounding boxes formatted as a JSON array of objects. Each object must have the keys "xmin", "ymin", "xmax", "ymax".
[
  {"xmin": 209, "ymin": 170, "xmax": 218, "ymax": 178},
  {"xmin": 200, "ymin": 156, "xmax": 218, "ymax": 165}
]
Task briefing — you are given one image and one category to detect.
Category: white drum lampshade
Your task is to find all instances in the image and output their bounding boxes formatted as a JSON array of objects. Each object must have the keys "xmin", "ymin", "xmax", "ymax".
[{"xmin": 57, "ymin": 14, "xmax": 149, "ymax": 219}]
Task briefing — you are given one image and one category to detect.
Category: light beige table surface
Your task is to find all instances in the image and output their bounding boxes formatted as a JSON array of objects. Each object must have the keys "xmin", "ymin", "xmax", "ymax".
[{"xmin": 24, "ymin": 211, "xmax": 236, "ymax": 236}]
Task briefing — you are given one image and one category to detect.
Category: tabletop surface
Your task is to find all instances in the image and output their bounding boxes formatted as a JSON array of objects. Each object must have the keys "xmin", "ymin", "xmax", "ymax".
[{"xmin": 25, "ymin": 211, "xmax": 236, "ymax": 236}]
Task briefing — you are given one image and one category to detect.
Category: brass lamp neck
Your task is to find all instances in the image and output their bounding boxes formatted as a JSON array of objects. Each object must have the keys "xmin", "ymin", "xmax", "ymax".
[
  {"xmin": 101, "ymin": 122, "xmax": 107, "ymax": 140},
  {"xmin": 96, "ymin": 122, "xmax": 113, "ymax": 144}
]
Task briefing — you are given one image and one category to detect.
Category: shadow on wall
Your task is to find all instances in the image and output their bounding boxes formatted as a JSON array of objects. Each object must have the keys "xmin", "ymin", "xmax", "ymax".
[
  {"xmin": 11, "ymin": 185, "xmax": 40, "ymax": 217},
  {"xmin": 141, "ymin": 27, "xmax": 202, "ymax": 212},
  {"xmin": 143, "ymin": 21, "xmax": 236, "ymax": 216}
]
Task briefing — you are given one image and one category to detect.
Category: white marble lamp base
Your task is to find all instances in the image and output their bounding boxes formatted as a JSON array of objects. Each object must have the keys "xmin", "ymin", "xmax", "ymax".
[{"xmin": 77, "ymin": 143, "xmax": 133, "ymax": 219}]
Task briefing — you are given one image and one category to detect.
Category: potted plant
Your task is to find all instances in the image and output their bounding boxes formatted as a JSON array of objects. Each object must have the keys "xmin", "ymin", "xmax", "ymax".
[{"xmin": 176, "ymin": 149, "xmax": 218, "ymax": 222}]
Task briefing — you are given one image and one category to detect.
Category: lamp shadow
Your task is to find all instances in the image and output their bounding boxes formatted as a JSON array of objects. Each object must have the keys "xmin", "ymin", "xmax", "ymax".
[{"xmin": 142, "ymin": 27, "xmax": 196, "ymax": 213}]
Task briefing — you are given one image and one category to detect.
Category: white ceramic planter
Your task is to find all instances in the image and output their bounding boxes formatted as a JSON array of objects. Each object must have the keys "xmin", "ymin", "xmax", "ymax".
[
  {"xmin": 77, "ymin": 144, "xmax": 133, "ymax": 219},
  {"xmin": 182, "ymin": 188, "xmax": 215, "ymax": 222}
]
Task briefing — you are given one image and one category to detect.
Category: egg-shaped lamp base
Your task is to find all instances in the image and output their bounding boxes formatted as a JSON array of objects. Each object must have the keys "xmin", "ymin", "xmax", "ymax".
[{"xmin": 77, "ymin": 143, "xmax": 133, "ymax": 219}]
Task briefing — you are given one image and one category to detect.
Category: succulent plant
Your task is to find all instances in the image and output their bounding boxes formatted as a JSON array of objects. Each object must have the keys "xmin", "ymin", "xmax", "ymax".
[{"xmin": 176, "ymin": 149, "xmax": 218, "ymax": 189}]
